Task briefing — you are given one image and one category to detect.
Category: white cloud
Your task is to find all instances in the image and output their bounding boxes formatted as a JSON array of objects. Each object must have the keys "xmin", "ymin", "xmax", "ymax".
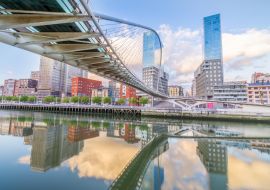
[
  {"xmin": 18, "ymin": 155, "xmax": 30, "ymax": 165},
  {"xmin": 158, "ymin": 26, "xmax": 270, "ymax": 89}
]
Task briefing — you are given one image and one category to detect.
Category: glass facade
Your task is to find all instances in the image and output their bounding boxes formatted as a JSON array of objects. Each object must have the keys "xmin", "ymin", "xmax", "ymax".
[
  {"xmin": 204, "ymin": 14, "xmax": 222, "ymax": 61},
  {"xmin": 143, "ymin": 32, "xmax": 160, "ymax": 68}
]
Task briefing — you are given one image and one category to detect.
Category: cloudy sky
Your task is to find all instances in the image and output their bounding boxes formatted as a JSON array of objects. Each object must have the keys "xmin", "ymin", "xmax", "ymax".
[{"xmin": 0, "ymin": 0, "xmax": 270, "ymax": 90}]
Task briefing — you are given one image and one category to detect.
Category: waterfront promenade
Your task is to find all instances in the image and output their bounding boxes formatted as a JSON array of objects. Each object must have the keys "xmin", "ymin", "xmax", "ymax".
[{"xmin": 1, "ymin": 102, "xmax": 270, "ymax": 122}]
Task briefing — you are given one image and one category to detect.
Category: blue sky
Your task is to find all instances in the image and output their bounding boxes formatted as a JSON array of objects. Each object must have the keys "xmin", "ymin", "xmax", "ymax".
[{"xmin": 0, "ymin": 0, "xmax": 270, "ymax": 88}]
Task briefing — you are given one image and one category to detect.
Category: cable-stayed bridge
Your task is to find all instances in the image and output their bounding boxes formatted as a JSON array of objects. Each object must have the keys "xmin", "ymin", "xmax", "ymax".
[{"xmin": 0, "ymin": 0, "xmax": 166, "ymax": 98}]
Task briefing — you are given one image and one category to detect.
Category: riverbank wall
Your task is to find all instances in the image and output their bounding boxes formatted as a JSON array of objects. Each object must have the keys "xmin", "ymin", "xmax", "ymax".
[{"xmin": 141, "ymin": 110, "xmax": 270, "ymax": 123}]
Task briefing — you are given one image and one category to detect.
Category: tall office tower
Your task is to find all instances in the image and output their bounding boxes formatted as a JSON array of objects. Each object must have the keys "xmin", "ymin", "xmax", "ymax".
[
  {"xmin": 143, "ymin": 32, "xmax": 160, "ymax": 68},
  {"xmin": 38, "ymin": 56, "xmax": 86, "ymax": 99},
  {"xmin": 143, "ymin": 32, "xmax": 168, "ymax": 94},
  {"xmin": 37, "ymin": 56, "xmax": 66, "ymax": 99},
  {"xmin": 194, "ymin": 14, "xmax": 224, "ymax": 99}
]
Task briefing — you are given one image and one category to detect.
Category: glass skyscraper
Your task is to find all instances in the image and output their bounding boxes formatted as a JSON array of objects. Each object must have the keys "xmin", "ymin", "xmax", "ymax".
[
  {"xmin": 143, "ymin": 32, "xmax": 160, "ymax": 68},
  {"xmin": 204, "ymin": 14, "xmax": 222, "ymax": 61}
]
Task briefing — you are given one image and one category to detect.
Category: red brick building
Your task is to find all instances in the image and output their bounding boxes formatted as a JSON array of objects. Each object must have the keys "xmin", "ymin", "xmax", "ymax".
[
  {"xmin": 119, "ymin": 84, "xmax": 137, "ymax": 99},
  {"xmin": 71, "ymin": 77, "xmax": 102, "ymax": 97}
]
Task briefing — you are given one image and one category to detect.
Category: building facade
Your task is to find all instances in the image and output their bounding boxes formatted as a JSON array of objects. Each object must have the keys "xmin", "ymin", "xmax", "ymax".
[
  {"xmin": 30, "ymin": 71, "xmax": 40, "ymax": 82},
  {"xmin": 37, "ymin": 56, "xmax": 86, "ymax": 99},
  {"xmin": 3, "ymin": 79, "xmax": 16, "ymax": 96},
  {"xmin": 0, "ymin": 86, "xmax": 3, "ymax": 96},
  {"xmin": 143, "ymin": 32, "xmax": 160, "ymax": 68},
  {"xmin": 91, "ymin": 87, "xmax": 109, "ymax": 98},
  {"xmin": 108, "ymin": 80, "xmax": 117, "ymax": 101},
  {"xmin": 168, "ymin": 85, "xmax": 184, "ymax": 97},
  {"xmin": 213, "ymin": 81, "xmax": 247, "ymax": 102},
  {"xmin": 251, "ymin": 72, "xmax": 270, "ymax": 84},
  {"xmin": 119, "ymin": 84, "xmax": 137, "ymax": 99},
  {"xmin": 247, "ymin": 82, "xmax": 270, "ymax": 105},
  {"xmin": 14, "ymin": 79, "xmax": 38, "ymax": 97},
  {"xmin": 143, "ymin": 66, "xmax": 169, "ymax": 95},
  {"xmin": 71, "ymin": 77, "xmax": 102, "ymax": 97},
  {"xmin": 194, "ymin": 14, "xmax": 223, "ymax": 99}
]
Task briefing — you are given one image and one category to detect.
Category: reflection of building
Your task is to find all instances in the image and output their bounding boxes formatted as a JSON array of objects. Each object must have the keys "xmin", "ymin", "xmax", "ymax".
[
  {"xmin": 196, "ymin": 140, "xmax": 228, "ymax": 190},
  {"xmin": 0, "ymin": 118, "xmax": 33, "ymax": 137},
  {"xmin": 120, "ymin": 124, "xmax": 140, "ymax": 144},
  {"xmin": 141, "ymin": 140, "xmax": 168, "ymax": 190},
  {"xmin": 71, "ymin": 77, "xmax": 102, "ymax": 97},
  {"xmin": 68, "ymin": 126, "xmax": 99, "ymax": 142},
  {"xmin": 31, "ymin": 125, "xmax": 84, "ymax": 172},
  {"xmin": 213, "ymin": 81, "xmax": 247, "ymax": 102}
]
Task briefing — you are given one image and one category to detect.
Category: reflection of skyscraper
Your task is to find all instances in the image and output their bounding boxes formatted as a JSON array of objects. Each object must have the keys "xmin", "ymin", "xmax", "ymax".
[
  {"xmin": 120, "ymin": 124, "xmax": 140, "ymax": 144},
  {"xmin": 196, "ymin": 140, "xmax": 228, "ymax": 190},
  {"xmin": 68, "ymin": 126, "xmax": 99, "ymax": 142},
  {"xmin": 31, "ymin": 125, "xmax": 84, "ymax": 172},
  {"xmin": 141, "ymin": 140, "xmax": 168, "ymax": 190}
]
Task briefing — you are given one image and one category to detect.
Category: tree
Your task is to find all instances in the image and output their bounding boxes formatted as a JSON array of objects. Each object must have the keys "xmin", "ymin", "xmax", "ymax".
[
  {"xmin": 5, "ymin": 96, "xmax": 13, "ymax": 101},
  {"xmin": 20, "ymin": 96, "xmax": 29, "ymax": 102},
  {"xmin": 103, "ymin": 97, "xmax": 111, "ymax": 104},
  {"xmin": 80, "ymin": 96, "xmax": 90, "ymax": 104},
  {"xmin": 71, "ymin": 96, "xmax": 79, "ymax": 103},
  {"xmin": 117, "ymin": 98, "xmax": 126, "ymax": 105},
  {"xmin": 92, "ymin": 96, "xmax": 102, "ymax": 104},
  {"xmin": 12, "ymin": 96, "xmax": 19, "ymax": 102},
  {"xmin": 43, "ymin": 96, "xmax": 55, "ymax": 103},
  {"xmin": 139, "ymin": 97, "xmax": 149, "ymax": 106},
  {"xmin": 55, "ymin": 97, "xmax": 61, "ymax": 103},
  {"xmin": 28, "ymin": 96, "xmax": 37, "ymax": 103},
  {"xmin": 129, "ymin": 97, "xmax": 137, "ymax": 105},
  {"xmin": 62, "ymin": 97, "xmax": 70, "ymax": 103}
]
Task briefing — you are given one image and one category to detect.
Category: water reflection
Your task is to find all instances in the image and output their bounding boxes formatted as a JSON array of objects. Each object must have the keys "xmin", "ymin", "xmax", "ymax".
[
  {"xmin": 141, "ymin": 138, "xmax": 270, "ymax": 190},
  {"xmin": 1, "ymin": 110, "xmax": 270, "ymax": 190}
]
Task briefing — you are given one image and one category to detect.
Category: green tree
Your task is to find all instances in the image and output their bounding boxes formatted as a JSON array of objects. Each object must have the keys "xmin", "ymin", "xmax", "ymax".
[
  {"xmin": 43, "ymin": 96, "xmax": 55, "ymax": 103},
  {"xmin": 28, "ymin": 96, "xmax": 37, "ymax": 103},
  {"xmin": 71, "ymin": 96, "xmax": 79, "ymax": 103},
  {"xmin": 103, "ymin": 97, "xmax": 111, "ymax": 104},
  {"xmin": 12, "ymin": 96, "xmax": 19, "ymax": 102},
  {"xmin": 139, "ymin": 97, "xmax": 149, "ymax": 106},
  {"xmin": 80, "ymin": 96, "xmax": 90, "ymax": 104},
  {"xmin": 5, "ymin": 96, "xmax": 13, "ymax": 101},
  {"xmin": 20, "ymin": 96, "xmax": 29, "ymax": 102},
  {"xmin": 55, "ymin": 97, "xmax": 61, "ymax": 103},
  {"xmin": 92, "ymin": 96, "xmax": 102, "ymax": 104},
  {"xmin": 129, "ymin": 97, "xmax": 137, "ymax": 105},
  {"xmin": 62, "ymin": 97, "xmax": 70, "ymax": 103},
  {"xmin": 117, "ymin": 98, "xmax": 126, "ymax": 105}
]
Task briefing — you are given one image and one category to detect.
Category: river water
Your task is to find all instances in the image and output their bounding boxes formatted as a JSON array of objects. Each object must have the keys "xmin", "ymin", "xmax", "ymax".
[{"xmin": 0, "ymin": 110, "xmax": 269, "ymax": 190}]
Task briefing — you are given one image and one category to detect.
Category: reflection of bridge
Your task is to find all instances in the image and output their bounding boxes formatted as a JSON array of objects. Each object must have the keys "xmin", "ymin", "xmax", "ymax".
[
  {"xmin": 109, "ymin": 135, "xmax": 168, "ymax": 190},
  {"xmin": 0, "ymin": 0, "xmax": 165, "ymax": 97}
]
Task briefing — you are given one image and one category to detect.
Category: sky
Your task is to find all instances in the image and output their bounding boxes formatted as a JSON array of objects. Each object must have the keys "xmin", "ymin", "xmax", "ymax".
[{"xmin": 0, "ymin": 0, "xmax": 270, "ymax": 90}]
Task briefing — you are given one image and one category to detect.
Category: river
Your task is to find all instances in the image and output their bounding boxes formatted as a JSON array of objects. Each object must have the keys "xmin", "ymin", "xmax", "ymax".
[{"xmin": 0, "ymin": 110, "xmax": 269, "ymax": 190}]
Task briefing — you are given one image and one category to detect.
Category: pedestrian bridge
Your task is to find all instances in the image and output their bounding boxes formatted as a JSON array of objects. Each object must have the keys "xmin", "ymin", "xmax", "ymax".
[{"xmin": 0, "ymin": 0, "xmax": 166, "ymax": 98}]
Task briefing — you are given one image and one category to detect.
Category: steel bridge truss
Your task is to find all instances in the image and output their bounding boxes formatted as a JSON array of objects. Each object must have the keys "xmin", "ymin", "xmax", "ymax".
[{"xmin": 0, "ymin": 0, "xmax": 167, "ymax": 98}]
